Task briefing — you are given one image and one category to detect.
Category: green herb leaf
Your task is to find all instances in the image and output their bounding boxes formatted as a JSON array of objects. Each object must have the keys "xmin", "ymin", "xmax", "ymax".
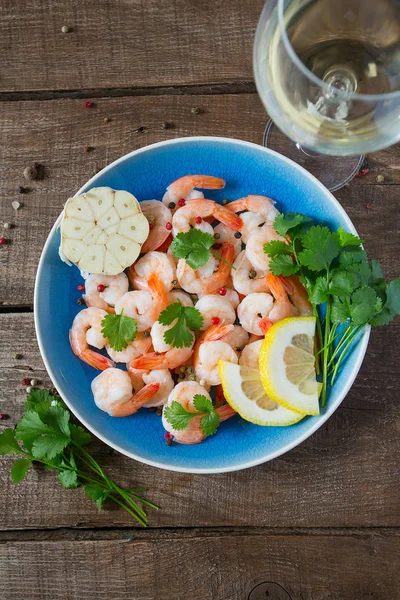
[
  {"xmin": 25, "ymin": 388, "xmax": 58, "ymax": 412},
  {"xmin": 85, "ymin": 483, "xmax": 109, "ymax": 511},
  {"xmin": 350, "ymin": 287, "xmax": 382, "ymax": 326},
  {"xmin": 101, "ymin": 311, "xmax": 138, "ymax": 352},
  {"xmin": 163, "ymin": 401, "xmax": 196, "ymax": 430},
  {"xmin": 200, "ymin": 411, "xmax": 220, "ymax": 436},
  {"xmin": 171, "ymin": 229, "xmax": 214, "ymax": 270},
  {"xmin": 269, "ymin": 254, "xmax": 299, "ymax": 277},
  {"xmin": 370, "ymin": 308, "xmax": 395, "ymax": 327},
  {"xmin": 298, "ymin": 226, "xmax": 341, "ymax": 271},
  {"xmin": 193, "ymin": 394, "xmax": 213, "ymax": 414},
  {"xmin": 339, "ymin": 248, "xmax": 368, "ymax": 267},
  {"xmin": 331, "ymin": 297, "xmax": 350, "ymax": 323},
  {"xmin": 263, "ymin": 240, "xmax": 292, "ymax": 258},
  {"xmin": 32, "ymin": 434, "xmax": 70, "ymax": 461},
  {"xmin": 273, "ymin": 212, "xmax": 312, "ymax": 237},
  {"xmin": 159, "ymin": 301, "xmax": 203, "ymax": 348},
  {"xmin": 11, "ymin": 458, "xmax": 31, "ymax": 483},
  {"xmin": 371, "ymin": 259, "xmax": 384, "ymax": 281},
  {"xmin": 0, "ymin": 429, "xmax": 22, "ymax": 455},
  {"xmin": 70, "ymin": 424, "xmax": 91, "ymax": 448},
  {"xmin": 58, "ymin": 469, "xmax": 78, "ymax": 489},
  {"xmin": 309, "ymin": 276, "xmax": 330, "ymax": 304},
  {"xmin": 329, "ymin": 269, "xmax": 359, "ymax": 297},
  {"xmin": 337, "ymin": 226, "xmax": 363, "ymax": 248},
  {"xmin": 384, "ymin": 278, "xmax": 400, "ymax": 315}
]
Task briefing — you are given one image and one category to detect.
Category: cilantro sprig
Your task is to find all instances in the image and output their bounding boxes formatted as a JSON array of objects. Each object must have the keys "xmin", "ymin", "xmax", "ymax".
[
  {"xmin": 164, "ymin": 395, "xmax": 221, "ymax": 436},
  {"xmin": 101, "ymin": 310, "xmax": 137, "ymax": 351},
  {"xmin": 264, "ymin": 213, "xmax": 400, "ymax": 405},
  {"xmin": 0, "ymin": 389, "xmax": 157, "ymax": 526},
  {"xmin": 158, "ymin": 301, "xmax": 203, "ymax": 348},
  {"xmin": 171, "ymin": 229, "xmax": 235, "ymax": 270}
]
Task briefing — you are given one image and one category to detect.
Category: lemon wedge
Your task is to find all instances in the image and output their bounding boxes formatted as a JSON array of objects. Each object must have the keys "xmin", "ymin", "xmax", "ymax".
[
  {"xmin": 259, "ymin": 316, "xmax": 319, "ymax": 416},
  {"xmin": 218, "ymin": 360, "xmax": 303, "ymax": 426}
]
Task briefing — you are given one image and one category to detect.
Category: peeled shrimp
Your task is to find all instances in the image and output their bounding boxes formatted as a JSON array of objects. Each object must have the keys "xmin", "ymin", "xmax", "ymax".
[
  {"xmin": 70, "ymin": 307, "xmax": 115, "ymax": 370},
  {"xmin": 172, "ymin": 198, "xmax": 242, "ymax": 237},
  {"xmin": 115, "ymin": 273, "xmax": 167, "ymax": 332},
  {"xmin": 167, "ymin": 290, "xmax": 194, "ymax": 307},
  {"xmin": 193, "ymin": 322, "xmax": 237, "ymax": 386},
  {"xmin": 91, "ymin": 368, "xmax": 160, "ymax": 417},
  {"xmin": 239, "ymin": 339, "xmax": 263, "ymax": 369},
  {"xmin": 195, "ymin": 294, "xmax": 236, "ymax": 330},
  {"xmin": 245, "ymin": 225, "xmax": 286, "ymax": 272},
  {"xmin": 176, "ymin": 242, "xmax": 234, "ymax": 295},
  {"xmin": 259, "ymin": 272, "xmax": 296, "ymax": 330},
  {"xmin": 237, "ymin": 293, "xmax": 274, "ymax": 336},
  {"xmin": 221, "ymin": 325, "xmax": 250, "ymax": 352},
  {"xmin": 239, "ymin": 212, "xmax": 266, "ymax": 244},
  {"xmin": 227, "ymin": 194, "xmax": 279, "ymax": 224},
  {"xmin": 127, "ymin": 251, "xmax": 177, "ymax": 292},
  {"xmin": 106, "ymin": 331, "xmax": 152, "ymax": 363},
  {"xmin": 126, "ymin": 367, "xmax": 174, "ymax": 408},
  {"xmin": 213, "ymin": 223, "xmax": 242, "ymax": 258},
  {"xmin": 83, "ymin": 273, "xmax": 129, "ymax": 313},
  {"xmin": 130, "ymin": 320, "xmax": 194, "ymax": 370},
  {"xmin": 162, "ymin": 381, "xmax": 235, "ymax": 444},
  {"xmin": 232, "ymin": 251, "xmax": 270, "ymax": 295},
  {"xmin": 162, "ymin": 175, "xmax": 225, "ymax": 211},
  {"xmin": 280, "ymin": 275, "xmax": 313, "ymax": 316},
  {"xmin": 140, "ymin": 200, "xmax": 172, "ymax": 253}
]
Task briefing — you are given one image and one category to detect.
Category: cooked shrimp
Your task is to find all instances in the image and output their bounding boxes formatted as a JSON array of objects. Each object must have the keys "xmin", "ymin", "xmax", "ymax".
[
  {"xmin": 130, "ymin": 320, "xmax": 194, "ymax": 370},
  {"xmin": 176, "ymin": 242, "xmax": 234, "ymax": 295},
  {"xmin": 162, "ymin": 381, "xmax": 236, "ymax": 444},
  {"xmin": 213, "ymin": 223, "xmax": 242, "ymax": 258},
  {"xmin": 106, "ymin": 332, "xmax": 152, "ymax": 363},
  {"xmin": 237, "ymin": 293, "xmax": 274, "ymax": 336},
  {"xmin": 140, "ymin": 200, "xmax": 172, "ymax": 253},
  {"xmin": 83, "ymin": 273, "xmax": 129, "ymax": 313},
  {"xmin": 245, "ymin": 225, "xmax": 286, "ymax": 272},
  {"xmin": 239, "ymin": 339, "xmax": 263, "ymax": 368},
  {"xmin": 194, "ymin": 219, "xmax": 214, "ymax": 236},
  {"xmin": 223, "ymin": 288, "xmax": 240, "ymax": 309},
  {"xmin": 69, "ymin": 307, "xmax": 115, "ymax": 370},
  {"xmin": 141, "ymin": 369, "xmax": 175, "ymax": 407},
  {"xmin": 257, "ymin": 273, "xmax": 295, "ymax": 334},
  {"xmin": 195, "ymin": 294, "xmax": 236, "ymax": 330},
  {"xmin": 196, "ymin": 255, "xmax": 217, "ymax": 279},
  {"xmin": 226, "ymin": 194, "xmax": 279, "ymax": 224},
  {"xmin": 193, "ymin": 322, "xmax": 238, "ymax": 386},
  {"xmin": 232, "ymin": 251, "xmax": 270, "ymax": 295},
  {"xmin": 172, "ymin": 198, "xmax": 242, "ymax": 236},
  {"xmin": 115, "ymin": 273, "xmax": 167, "ymax": 332},
  {"xmin": 162, "ymin": 175, "xmax": 225, "ymax": 211},
  {"xmin": 221, "ymin": 325, "xmax": 250, "ymax": 352},
  {"xmin": 280, "ymin": 275, "xmax": 313, "ymax": 315},
  {"xmin": 91, "ymin": 368, "xmax": 160, "ymax": 417},
  {"xmin": 167, "ymin": 290, "xmax": 194, "ymax": 307},
  {"xmin": 239, "ymin": 212, "xmax": 265, "ymax": 244},
  {"xmin": 127, "ymin": 251, "xmax": 177, "ymax": 292}
]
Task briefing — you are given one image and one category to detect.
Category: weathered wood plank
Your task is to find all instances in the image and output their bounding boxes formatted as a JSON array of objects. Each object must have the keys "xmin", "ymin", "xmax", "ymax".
[
  {"xmin": 0, "ymin": 0, "xmax": 263, "ymax": 92},
  {"xmin": 0, "ymin": 532, "xmax": 398, "ymax": 599},
  {"xmin": 1, "ymin": 94, "xmax": 399, "ymax": 306},
  {"xmin": 0, "ymin": 312, "xmax": 399, "ymax": 530}
]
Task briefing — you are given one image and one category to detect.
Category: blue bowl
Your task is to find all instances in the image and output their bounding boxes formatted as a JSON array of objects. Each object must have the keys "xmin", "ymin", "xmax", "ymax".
[{"xmin": 34, "ymin": 137, "xmax": 369, "ymax": 473}]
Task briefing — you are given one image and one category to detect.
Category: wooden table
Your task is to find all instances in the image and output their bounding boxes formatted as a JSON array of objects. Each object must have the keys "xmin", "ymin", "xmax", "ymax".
[{"xmin": 1, "ymin": 1, "xmax": 399, "ymax": 598}]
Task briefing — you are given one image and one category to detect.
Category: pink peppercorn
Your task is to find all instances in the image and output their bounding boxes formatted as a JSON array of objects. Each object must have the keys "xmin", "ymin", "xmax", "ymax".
[
  {"xmin": 77, "ymin": 284, "xmax": 85, "ymax": 292},
  {"xmin": 178, "ymin": 198, "xmax": 186, "ymax": 207},
  {"xmin": 0, "ymin": 238, "xmax": 6, "ymax": 245},
  {"xmin": 164, "ymin": 432, "xmax": 173, "ymax": 440},
  {"xmin": 97, "ymin": 284, "xmax": 105, "ymax": 292},
  {"xmin": 0, "ymin": 414, "xmax": 8, "ymax": 420},
  {"xmin": 21, "ymin": 377, "xmax": 30, "ymax": 386},
  {"xmin": 211, "ymin": 316, "xmax": 220, "ymax": 325},
  {"xmin": 149, "ymin": 222, "xmax": 154, "ymax": 230},
  {"xmin": 166, "ymin": 222, "xmax": 172, "ymax": 230},
  {"xmin": 85, "ymin": 101, "xmax": 93, "ymax": 108},
  {"xmin": 219, "ymin": 287, "xmax": 227, "ymax": 296},
  {"xmin": 195, "ymin": 216, "xmax": 202, "ymax": 224}
]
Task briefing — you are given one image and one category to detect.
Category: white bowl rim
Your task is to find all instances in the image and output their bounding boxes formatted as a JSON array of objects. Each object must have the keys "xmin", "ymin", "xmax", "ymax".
[{"xmin": 34, "ymin": 135, "xmax": 370, "ymax": 474}]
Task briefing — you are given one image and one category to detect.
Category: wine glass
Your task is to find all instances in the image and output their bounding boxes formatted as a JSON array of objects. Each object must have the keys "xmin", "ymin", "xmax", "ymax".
[{"xmin": 254, "ymin": 0, "xmax": 400, "ymax": 191}]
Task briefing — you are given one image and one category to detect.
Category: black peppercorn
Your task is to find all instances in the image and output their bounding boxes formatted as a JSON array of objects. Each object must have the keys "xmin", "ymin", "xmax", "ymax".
[
  {"xmin": 168, "ymin": 202, "xmax": 176, "ymax": 209},
  {"xmin": 234, "ymin": 231, "xmax": 242, "ymax": 239}
]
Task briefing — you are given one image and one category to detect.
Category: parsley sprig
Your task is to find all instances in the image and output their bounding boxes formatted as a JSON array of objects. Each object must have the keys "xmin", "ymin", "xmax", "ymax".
[
  {"xmin": 264, "ymin": 212, "xmax": 400, "ymax": 405},
  {"xmin": 158, "ymin": 301, "xmax": 203, "ymax": 348},
  {"xmin": 101, "ymin": 310, "xmax": 137, "ymax": 351},
  {"xmin": 171, "ymin": 229, "xmax": 235, "ymax": 270},
  {"xmin": 0, "ymin": 389, "xmax": 157, "ymax": 526},
  {"xmin": 164, "ymin": 395, "xmax": 221, "ymax": 436}
]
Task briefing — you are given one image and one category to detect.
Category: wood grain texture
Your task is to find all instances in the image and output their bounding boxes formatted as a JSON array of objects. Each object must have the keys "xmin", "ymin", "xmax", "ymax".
[
  {"xmin": 0, "ymin": 94, "xmax": 399, "ymax": 306},
  {"xmin": 0, "ymin": 532, "xmax": 399, "ymax": 600},
  {"xmin": 0, "ymin": 0, "xmax": 263, "ymax": 92},
  {"xmin": 1, "ymin": 313, "xmax": 399, "ymax": 530}
]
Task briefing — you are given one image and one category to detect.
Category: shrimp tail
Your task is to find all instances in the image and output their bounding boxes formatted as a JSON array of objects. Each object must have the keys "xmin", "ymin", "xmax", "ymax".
[
  {"xmin": 130, "ymin": 353, "xmax": 165, "ymax": 370},
  {"xmin": 224, "ymin": 198, "xmax": 247, "ymax": 213},
  {"xmin": 148, "ymin": 272, "xmax": 168, "ymax": 310},
  {"xmin": 214, "ymin": 205, "xmax": 243, "ymax": 231},
  {"xmin": 83, "ymin": 295, "xmax": 115, "ymax": 314},
  {"xmin": 191, "ymin": 175, "xmax": 226, "ymax": 190},
  {"xmin": 112, "ymin": 382, "xmax": 161, "ymax": 417},
  {"xmin": 204, "ymin": 322, "xmax": 235, "ymax": 342},
  {"xmin": 81, "ymin": 349, "xmax": 115, "ymax": 370},
  {"xmin": 216, "ymin": 404, "xmax": 236, "ymax": 421},
  {"xmin": 126, "ymin": 265, "xmax": 148, "ymax": 290},
  {"xmin": 258, "ymin": 318, "xmax": 274, "ymax": 335}
]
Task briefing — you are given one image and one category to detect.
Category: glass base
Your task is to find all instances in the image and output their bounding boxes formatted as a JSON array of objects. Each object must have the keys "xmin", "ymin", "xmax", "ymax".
[{"xmin": 263, "ymin": 121, "xmax": 364, "ymax": 192}]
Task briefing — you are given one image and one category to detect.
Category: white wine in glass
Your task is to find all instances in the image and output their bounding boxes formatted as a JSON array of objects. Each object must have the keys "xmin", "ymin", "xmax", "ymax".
[{"xmin": 254, "ymin": 0, "xmax": 400, "ymax": 190}]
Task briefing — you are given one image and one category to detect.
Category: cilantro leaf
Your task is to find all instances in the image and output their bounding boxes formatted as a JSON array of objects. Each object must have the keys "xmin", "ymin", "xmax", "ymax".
[
  {"xmin": 371, "ymin": 260, "xmax": 384, "ymax": 281},
  {"xmin": 273, "ymin": 212, "xmax": 312, "ymax": 237},
  {"xmin": 370, "ymin": 308, "xmax": 395, "ymax": 327},
  {"xmin": 298, "ymin": 226, "xmax": 341, "ymax": 271},
  {"xmin": 163, "ymin": 401, "xmax": 196, "ymax": 430},
  {"xmin": 269, "ymin": 254, "xmax": 299, "ymax": 276},
  {"xmin": 15, "ymin": 411, "xmax": 55, "ymax": 448},
  {"xmin": 32, "ymin": 433, "xmax": 70, "ymax": 461},
  {"xmin": 308, "ymin": 276, "xmax": 330, "ymax": 304},
  {"xmin": 11, "ymin": 458, "xmax": 31, "ymax": 483},
  {"xmin": 264, "ymin": 240, "xmax": 292, "ymax": 258},
  {"xmin": 329, "ymin": 269, "xmax": 359, "ymax": 297},
  {"xmin": 171, "ymin": 229, "xmax": 214, "ymax": 270},
  {"xmin": 159, "ymin": 301, "xmax": 203, "ymax": 348},
  {"xmin": 331, "ymin": 297, "xmax": 350, "ymax": 323},
  {"xmin": 70, "ymin": 424, "xmax": 91, "ymax": 448},
  {"xmin": 85, "ymin": 483, "xmax": 110, "ymax": 511},
  {"xmin": 200, "ymin": 411, "xmax": 220, "ymax": 436},
  {"xmin": 193, "ymin": 394, "xmax": 213, "ymax": 413},
  {"xmin": 0, "ymin": 429, "xmax": 22, "ymax": 455},
  {"xmin": 384, "ymin": 278, "xmax": 400, "ymax": 315},
  {"xmin": 339, "ymin": 248, "xmax": 368, "ymax": 267},
  {"xmin": 347, "ymin": 261, "xmax": 372, "ymax": 287},
  {"xmin": 24, "ymin": 388, "xmax": 56, "ymax": 412},
  {"xmin": 40, "ymin": 404, "xmax": 71, "ymax": 437},
  {"xmin": 101, "ymin": 311, "xmax": 137, "ymax": 352},
  {"xmin": 350, "ymin": 287, "xmax": 381, "ymax": 326},
  {"xmin": 16, "ymin": 409, "xmax": 70, "ymax": 460},
  {"xmin": 58, "ymin": 469, "xmax": 78, "ymax": 489},
  {"xmin": 337, "ymin": 226, "xmax": 363, "ymax": 248}
]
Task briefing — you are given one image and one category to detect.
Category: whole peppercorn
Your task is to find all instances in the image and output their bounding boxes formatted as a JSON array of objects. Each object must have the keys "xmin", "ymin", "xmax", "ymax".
[
  {"xmin": 188, "ymin": 374, "xmax": 196, "ymax": 381},
  {"xmin": 195, "ymin": 216, "xmax": 202, "ymax": 224},
  {"xmin": 249, "ymin": 269, "xmax": 257, "ymax": 279},
  {"xmin": 18, "ymin": 186, "xmax": 28, "ymax": 194},
  {"xmin": 178, "ymin": 198, "xmax": 186, "ymax": 207},
  {"xmin": 0, "ymin": 413, "xmax": 9, "ymax": 420},
  {"xmin": 144, "ymin": 331, "xmax": 151, "ymax": 338},
  {"xmin": 234, "ymin": 231, "xmax": 242, "ymax": 239},
  {"xmin": 30, "ymin": 379, "xmax": 38, "ymax": 386},
  {"xmin": 0, "ymin": 237, "xmax": 6, "ymax": 245},
  {"xmin": 61, "ymin": 25, "xmax": 70, "ymax": 33},
  {"xmin": 191, "ymin": 107, "xmax": 201, "ymax": 115},
  {"xmin": 104, "ymin": 116, "xmax": 110, "ymax": 123},
  {"xmin": 168, "ymin": 202, "xmax": 176, "ymax": 209},
  {"xmin": 23, "ymin": 166, "xmax": 37, "ymax": 181},
  {"xmin": 3, "ymin": 223, "xmax": 11, "ymax": 230},
  {"xmin": 77, "ymin": 297, "xmax": 85, "ymax": 305},
  {"xmin": 214, "ymin": 233, "xmax": 221, "ymax": 240},
  {"xmin": 26, "ymin": 386, "xmax": 33, "ymax": 394},
  {"xmin": 211, "ymin": 316, "xmax": 220, "ymax": 325},
  {"xmin": 97, "ymin": 284, "xmax": 105, "ymax": 292},
  {"xmin": 166, "ymin": 222, "xmax": 172, "ymax": 231},
  {"xmin": 219, "ymin": 287, "xmax": 227, "ymax": 296},
  {"xmin": 85, "ymin": 101, "xmax": 93, "ymax": 108},
  {"xmin": 77, "ymin": 284, "xmax": 85, "ymax": 292},
  {"xmin": 13, "ymin": 353, "xmax": 22, "ymax": 359},
  {"xmin": 21, "ymin": 377, "xmax": 30, "ymax": 386},
  {"xmin": 162, "ymin": 122, "xmax": 171, "ymax": 130}
]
